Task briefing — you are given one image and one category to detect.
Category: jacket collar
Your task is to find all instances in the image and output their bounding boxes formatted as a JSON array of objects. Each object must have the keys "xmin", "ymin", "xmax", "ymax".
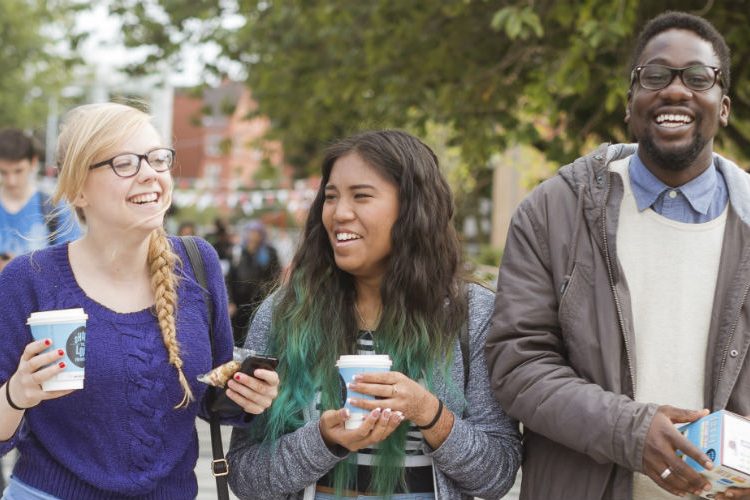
[
  {"xmin": 715, "ymin": 154, "xmax": 750, "ymax": 226},
  {"xmin": 559, "ymin": 143, "xmax": 750, "ymax": 226}
]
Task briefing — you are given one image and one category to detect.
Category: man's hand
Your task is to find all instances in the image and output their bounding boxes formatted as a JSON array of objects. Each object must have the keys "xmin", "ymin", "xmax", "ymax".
[{"xmin": 642, "ymin": 405, "xmax": 712, "ymax": 496}]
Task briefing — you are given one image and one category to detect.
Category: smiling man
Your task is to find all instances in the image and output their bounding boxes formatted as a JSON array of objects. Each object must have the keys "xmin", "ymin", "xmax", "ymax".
[
  {"xmin": 0, "ymin": 128, "xmax": 81, "ymax": 272},
  {"xmin": 487, "ymin": 11, "xmax": 750, "ymax": 500}
]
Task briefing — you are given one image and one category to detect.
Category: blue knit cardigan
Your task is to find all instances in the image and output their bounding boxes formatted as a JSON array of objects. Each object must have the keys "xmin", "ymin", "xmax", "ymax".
[{"xmin": 0, "ymin": 236, "xmax": 234, "ymax": 499}]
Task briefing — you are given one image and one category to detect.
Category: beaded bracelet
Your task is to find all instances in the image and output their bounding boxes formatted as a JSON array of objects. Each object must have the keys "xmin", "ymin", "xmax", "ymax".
[
  {"xmin": 416, "ymin": 399, "xmax": 444, "ymax": 430},
  {"xmin": 5, "ymin": 375, "xmax": 28, "ymax": 411}
]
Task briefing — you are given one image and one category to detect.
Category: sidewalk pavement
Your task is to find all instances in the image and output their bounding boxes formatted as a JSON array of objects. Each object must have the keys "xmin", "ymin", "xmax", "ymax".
[{"xmin": 195, "ymin": 419, "xmax": 240, "ymax": 500}]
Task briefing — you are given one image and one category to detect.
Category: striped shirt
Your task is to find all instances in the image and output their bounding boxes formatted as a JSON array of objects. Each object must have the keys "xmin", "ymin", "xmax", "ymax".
[{"xmin": 316, "ymin": 330, "xmax": 434, "ymax": 494}]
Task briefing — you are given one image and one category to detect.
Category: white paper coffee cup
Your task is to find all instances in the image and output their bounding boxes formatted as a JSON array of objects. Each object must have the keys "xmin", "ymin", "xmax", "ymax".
[
  {"xmin": 336, "ymin": 354, "xmax": 392, "ymax": 429},
  {"xmin": 27, "ymin": 308, "xmax": 88, "ymax": 391}
]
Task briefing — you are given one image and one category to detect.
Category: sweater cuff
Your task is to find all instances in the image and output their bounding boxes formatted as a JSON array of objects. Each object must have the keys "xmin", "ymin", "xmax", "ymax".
[
  {"xmin": 420, "ymin": 413, "xmax": 465, "ymax": 471},
  {"xmin": 299, "ymin": 420, "xmax": 350, "ymax": 468}
]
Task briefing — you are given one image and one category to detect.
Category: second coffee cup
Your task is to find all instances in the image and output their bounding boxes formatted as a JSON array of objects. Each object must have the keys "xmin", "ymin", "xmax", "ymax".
[{"xmin": 336, "ymin": 354, "xmax": 392, "ymax": 429}]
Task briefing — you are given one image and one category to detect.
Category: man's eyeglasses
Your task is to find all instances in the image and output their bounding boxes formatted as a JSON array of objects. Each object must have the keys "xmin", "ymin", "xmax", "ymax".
[
  {"xmin": 89, "ymin": 148, "xmax": 176, "ymax": 178},
  {"xmin": 630, "ymin": 64, "xmax": 722, "ymax": 92}
]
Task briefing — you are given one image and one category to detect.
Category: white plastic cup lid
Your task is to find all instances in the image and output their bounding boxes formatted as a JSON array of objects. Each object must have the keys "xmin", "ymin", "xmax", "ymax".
[
  {"xmin": 27, "ymin": 308, "xmax": 88, "ymax": 325},
  {"xmin": 336, "ymin": 354, "xmax": 392, "ymax": 368}
]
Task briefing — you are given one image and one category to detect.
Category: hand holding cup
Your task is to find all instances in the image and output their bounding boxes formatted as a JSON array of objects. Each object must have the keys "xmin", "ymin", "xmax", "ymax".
[
  {"xmin": 319, "ymin": 407, "xmax": 404, "ymax": 453},
  {"xmin": 8, "ymin": 338, "xmax": 76, "ymax": 410},
  {"xmin": 336, "ymin": 355, "xmax": 392, "ymax": 429},
  {"xmin": 26, "ymin": 308, "xmax": 87, "ymax": 391},
  {"xmin": 347, "ymin": 371, "xmax": 439, "ymax": 428}
]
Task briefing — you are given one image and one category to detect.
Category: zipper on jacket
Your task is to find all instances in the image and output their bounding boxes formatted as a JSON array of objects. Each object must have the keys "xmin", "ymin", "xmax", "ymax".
[
  {"xmin": 560, "ymin": 275, "xmax": 571, "ymax": 296},
  {"xmin": 600, "ymin": 172, "xmax": 636, "ymax": 398},
  {"xmin": 715, "ymin": 280, "xmax": 750, "ymax": 402}
]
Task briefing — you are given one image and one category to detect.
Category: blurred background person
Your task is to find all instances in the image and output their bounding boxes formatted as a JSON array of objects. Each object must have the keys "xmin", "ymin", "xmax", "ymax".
[
  {"xmin": 177, "ymin": 220, "xmax": 197, "ymax": 236},
  {"xmin": 227, "ymin": 220, "xmax": 281, "ymax": 346},
  {"xmin": 0, "ymin": 128, "xmax": 81, "ymax": 273},
  {"xmin": 206, "ymin": 217, "xmax": 235, "ymax": 276}
]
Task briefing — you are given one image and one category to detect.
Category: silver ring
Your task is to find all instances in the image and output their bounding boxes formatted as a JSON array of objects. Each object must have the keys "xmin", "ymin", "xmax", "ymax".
[{"xmin": 660, "ymin": 467, "xmax": 672, "ymax": 480}]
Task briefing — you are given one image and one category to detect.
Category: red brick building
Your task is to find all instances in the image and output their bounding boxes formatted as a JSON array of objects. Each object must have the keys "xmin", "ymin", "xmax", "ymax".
[{"xmin": 171, "ymin": 81, "xmax": 291, "ymax": 196}]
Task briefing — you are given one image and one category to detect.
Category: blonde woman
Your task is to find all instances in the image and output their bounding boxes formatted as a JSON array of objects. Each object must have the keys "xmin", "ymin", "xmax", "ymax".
[{"xmin": 0, "ymin": 102, "xmax": 279, "ymax": 499}]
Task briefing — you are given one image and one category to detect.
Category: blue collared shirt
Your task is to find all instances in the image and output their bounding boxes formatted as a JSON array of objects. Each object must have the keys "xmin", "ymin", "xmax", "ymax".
[{"xmin": 628, "ymin": 152, "xmax": 728, "ymax": 223}]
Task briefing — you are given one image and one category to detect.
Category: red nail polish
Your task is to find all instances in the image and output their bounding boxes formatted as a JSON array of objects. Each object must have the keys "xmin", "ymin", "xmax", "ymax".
[
  {"xmin": 234, "ymin": 374, "xmax": 241, "ymax": 381},
  {"xmin": 58, "ymin": 362, "xmax": 66, "ymax": 369},
  {"xmin": 58, "ymin": 349, "xmax": 64, "ymax": 356},
  {"xmin": 44, "ymin": 339, "xmax": 51, "ymax": 346}
]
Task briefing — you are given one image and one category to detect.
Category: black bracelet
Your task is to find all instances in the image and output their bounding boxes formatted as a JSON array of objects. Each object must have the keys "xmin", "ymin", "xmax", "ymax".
[
  {"xmin": 5, "ymin": 375, "xmax": 28, "ymax": 411},
  {"xmin": 417, "ymin": 399, "xmax": 444, "ymax": 430}
]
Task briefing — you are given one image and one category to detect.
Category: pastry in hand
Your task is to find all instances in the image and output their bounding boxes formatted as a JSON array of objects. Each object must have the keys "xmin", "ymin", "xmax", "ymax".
[{"xmin": 197, "ymin": 360, "xmax": 242, "ymax": 387}]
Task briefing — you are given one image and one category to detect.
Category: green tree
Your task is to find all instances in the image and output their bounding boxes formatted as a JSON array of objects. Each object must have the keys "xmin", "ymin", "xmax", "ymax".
[
  {"xmin": 111, "ymin": 0, "xmax": 750, "ymax": 173},
  {"xmin": 0, "ymin": 0, "xmax": 82, "ymax": 128}
]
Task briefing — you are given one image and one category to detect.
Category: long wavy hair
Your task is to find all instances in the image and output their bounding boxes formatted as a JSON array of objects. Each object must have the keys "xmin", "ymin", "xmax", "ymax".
[
  {"xmin": 260, "ymin": 130, "xmax": 468, "ymax": 496},
  {"xmin": 54, "ymin": 102, "xmax": 193, "ymax": 408}
]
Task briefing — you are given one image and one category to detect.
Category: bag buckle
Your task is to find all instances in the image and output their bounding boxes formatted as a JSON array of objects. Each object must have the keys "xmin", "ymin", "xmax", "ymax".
[{"xmin": 211, "ymin": 458, "xmax": 229, "ymax": 477}]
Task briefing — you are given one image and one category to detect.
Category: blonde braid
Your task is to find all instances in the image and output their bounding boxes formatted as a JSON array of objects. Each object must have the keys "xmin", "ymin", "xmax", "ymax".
[{"xmin": 148, "ymin": 227, "xmax": 194, "ymax": 408}]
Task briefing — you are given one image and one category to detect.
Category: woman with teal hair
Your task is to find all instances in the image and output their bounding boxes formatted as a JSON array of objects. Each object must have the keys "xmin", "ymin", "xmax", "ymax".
[{"xmin": 226, "ymin": 130, "xmax": 521, "ymax": 499}]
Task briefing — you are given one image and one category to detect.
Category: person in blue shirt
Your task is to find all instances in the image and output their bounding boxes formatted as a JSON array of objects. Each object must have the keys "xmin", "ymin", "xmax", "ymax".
[{"xmin": 0, "ymin": 129, "xmax": 81, "ymax": 273}]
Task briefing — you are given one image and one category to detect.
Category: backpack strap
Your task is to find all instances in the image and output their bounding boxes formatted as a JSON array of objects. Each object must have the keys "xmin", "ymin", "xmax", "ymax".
[
  {"xmin": 181, "ymin": 236, "xmax": 230, "ymax": 500},
  {"xmin": 459, "ymin": 322, "xmax": 469, "ymax": 394},
  {"xmin": 459, "ymin": 321, "xmax": 470, "ymax": 417}
]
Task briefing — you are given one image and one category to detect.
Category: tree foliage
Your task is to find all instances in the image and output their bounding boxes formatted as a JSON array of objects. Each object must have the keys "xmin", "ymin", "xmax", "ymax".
[
  {"xmin": 111, "ymin": 0, "xmax": 750, "ymax": 175},
  {"xmin": 0, "ymin": 0, "xmax": 83, "ymax": 128}
]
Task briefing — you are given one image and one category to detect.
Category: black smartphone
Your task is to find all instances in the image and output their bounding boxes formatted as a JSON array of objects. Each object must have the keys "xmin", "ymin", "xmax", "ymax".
[
  {"xmin": 238, "ymin": 354, "xmax": 279, "ymax": 375},
  {"xmin": 209, "ymin": 354, "xmax": 278, "ymax": 414}
]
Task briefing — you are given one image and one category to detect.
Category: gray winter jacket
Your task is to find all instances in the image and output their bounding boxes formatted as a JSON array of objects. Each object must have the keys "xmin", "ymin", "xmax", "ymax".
[
  {"xmin": 228, "ymin": 283, "xmax": 521, "ymax": 499},
  {"xmin": 487, "ymin": 143, "xmax": 750, "ymax": 500}
]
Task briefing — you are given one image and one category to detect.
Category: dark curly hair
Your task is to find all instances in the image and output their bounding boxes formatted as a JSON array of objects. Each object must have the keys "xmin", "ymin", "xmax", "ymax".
[
  {"xmin": 630, "ymin": 11, "xmax": 731, "ymax": 94},
  {"xmin": 261, "ymin": 130, "xmax": 468, "ymax": 496}
]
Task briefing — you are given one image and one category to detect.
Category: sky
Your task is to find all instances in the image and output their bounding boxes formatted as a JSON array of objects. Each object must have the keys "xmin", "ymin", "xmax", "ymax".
[{"xmin": 74, "ymin": 4, "xmax": 235, "ymax": 88}]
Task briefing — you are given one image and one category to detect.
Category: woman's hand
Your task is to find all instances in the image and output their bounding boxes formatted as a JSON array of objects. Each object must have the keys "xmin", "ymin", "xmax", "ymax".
[
  {"xmin": 225, "ymin": 368, "xmax": 279, "ymax": 414},
  {"xmin": 8, "ymin": 338, "xmax": 75, "ymax": 409},
  {"xmin": 348, "ymin": 371, "xmax": 440, "ymax": 428},
  {"xmin": 319, "ymin": 407, "xmax": 404, "ymax": 453}
]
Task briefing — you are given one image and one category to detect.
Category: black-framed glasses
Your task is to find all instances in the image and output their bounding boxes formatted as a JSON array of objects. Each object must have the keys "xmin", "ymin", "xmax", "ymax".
[
  {"xmin": 89, "ymin": 148, "xmax": 176, "ymax": 178},
  {"xmin": 630, "ymin": 64, "xmax": 722, "ymax": 92}
]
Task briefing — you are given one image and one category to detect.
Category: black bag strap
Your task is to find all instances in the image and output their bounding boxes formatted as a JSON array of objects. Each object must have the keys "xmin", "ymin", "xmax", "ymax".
[
  {"xmin": 459, "ymin": 322, "xmax": 469, "ymax": 417},
  {"xmin": 181, "ymin": 236, "xmax": 230, "ymax": 500},
  {"xmin": 459, "ymin": 322, "xmax": 469, "ymax": 394}
]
